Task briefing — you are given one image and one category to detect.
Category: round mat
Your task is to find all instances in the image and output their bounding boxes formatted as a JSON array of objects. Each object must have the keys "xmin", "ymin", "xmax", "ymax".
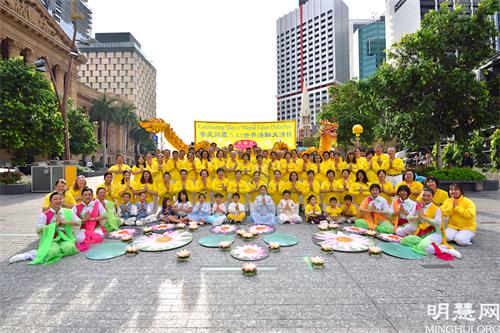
[
  {"xmin": 343, "ymin": 226, "xmax": 368, "ymax": 235},
  {"xmin": 198, "ymin": 234, "xmax": 235, "ymax": 248},
  {"xmin": 210, "ymin": 225, "xmax": 239, "ymax": 234},
  {"xmin": 377, "ymin": 233, "xmax": 403, "ymax": 243},
  {"xmin": 132, "ymin": 231, "xmax": 193, "ymax": 252},
  {"xmin": 248, "ymin": 224, "xmax": 275, "ymax": 235},
  {"xmin": 262, "ymin": 232, "xmax": 299, "ymax": 247},
  {"xmin": 86, "ymin": 242, "xmax": 128, "ymax": 260},
  {"xmin": 378, "ymin": 242, "xmax": 425, "ymax": 260},
  {"xmin": 230, "ymin": 243, "xmax": 269, "ymax": 261},
  {"xmin": 151, "ymin": 223, "xmax": 176, "ymax": 233},
  {"xmin": 106, "ymin": 228, "xmax": 140, "ymax": 240},
  {"xmin": 313, "ymin": 231, "xmax": 375, "ymax": 252}
]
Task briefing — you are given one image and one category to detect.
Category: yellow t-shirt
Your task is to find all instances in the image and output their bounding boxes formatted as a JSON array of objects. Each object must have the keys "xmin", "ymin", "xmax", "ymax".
[
  {"xmin": 300, "ymin": 179, "xmax": 320, "ymax": 204},
  {"xmin": 325, "ymin": 205, "xmax": 342, "ymax": 218},
  {"xmin": 96, "ymin": 182, "xmax": 116, "ymax": 203},
  {"xmin": 42, "ymin": 191, "xmax": 76, "ymax": 209},
  {"xmin": 416, "ymin": 188, "xmax": 449, "ymax": 206},
  {"xmin": 340, "ymin": 202, "xmax": 357, "ymax": 217},
  {"xmin": 268, "ymin": 180, "xmax": 290, "ymax": 205},
  {"xmin": 348, "ymin": 181, "xmax": 371, "ymax": 206},
  {"xmin": 376, "ymin": 180, "xmax": 395, "ymax": 203},
  {"xmin": 107, "ymin": 164, "xmax": 131, "ymax": 186},
  {"xmin": 441, "ymin": 196, "xmax": 476, "ymax": 232},
  {"xmin": 116, "ymin": 181, "xmax": 136, "ymax": 205},
  {"xmin": 305, "ymin": 203, "xmax": 322, "ymax": 217},
  {"xmin": 227, "ymin": 180, "xmax": 250, "ymax": 204},
  {"xmin": 132, "ymin": 182, "xmax": 157, "ymax": 203},
  {"xmin": 395, "ymin": 181, "xmax": 424, "ymax": 201},
  {"xmin": 157, "ymin": 181, "xmax": 175, "ymax": 204}
]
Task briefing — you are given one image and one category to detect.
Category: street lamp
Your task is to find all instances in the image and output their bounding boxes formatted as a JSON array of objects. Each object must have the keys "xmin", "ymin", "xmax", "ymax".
[{"xmin": 352, "ymin": 124, "xmax": 363, "ymax": 148}]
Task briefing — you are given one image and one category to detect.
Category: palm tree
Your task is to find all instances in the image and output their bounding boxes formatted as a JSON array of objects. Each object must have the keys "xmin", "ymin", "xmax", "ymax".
[
  {"xmin": 115, "ymin": 102, "xmax": 138, "ymax": 157},
  {"xmin": 90, "ymin": 94, "xmax": 117, "ymax": 167}
]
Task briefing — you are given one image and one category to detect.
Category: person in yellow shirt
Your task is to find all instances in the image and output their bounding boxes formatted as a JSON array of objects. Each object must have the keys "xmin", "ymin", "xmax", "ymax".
[
  {"xmin": 349, "ymin": 170, "xmax": 371, "ymax": 206},
  {"xmin": 304, "ymin": 195, "xmax": 326, "ymax": 224},
  {"xmin": 320, "ymin": 170, "xmax": 340, "ymax": 205},
  {"xmin": 335, "ymin": 169, "xmax": 352, "ymax": 204},
  {"xmin": 68, "ymin": 175, "xmax": 87, "ymax": 204},
  {"xmin": 254, "ymin": 154, "xmax": 269, "ymax": 184},
  {"xmin": 354, "ymin": 147, "xmax": 367, "ymax": 166},
  {"xmin": 288, "ymin": 171, "xmax": 303, "ymax": 204},
  {"xmin": 96, "ymin": 172, "xmax": 116, "ymax": 204},
  {"xmin": 382, "ymin": 147, "xmax": 405, "ymax": 187},
  {"xmin": 373, "ymin": 144, "xmax": 389, "ymax": 167},
  {"xmin": 395, "ymin": 170, "xmax": 424, "ymax": 201},
  {"xmin": 132, "ymin": 170, "xmax": 158, "ymax": 204},
  {"xmin": 331, "ymin": 152, "xmax": 346, "ymax": 180},
  {"xmin": 268, "ymin": 151, "xmax": 281, "ymax": 177},
  {"xmin": 225, "ymin": 151, "xmax": 239, "ymax": 181},
  {"xmin": 345, "ymin": 151, "xmax": 360, "ymax": 182},
  {"xmin": 375, "ymin": 169, "xmax": 395, "ymax": 203},
  {"xmin": 165, "ymin": 151, "xmax": 182, "ymax": 181},
  {"xmin": 227, "ymin": 193, "xmax": 246, "ymax": 223},
  {"xmin": 249, "ymin": 171, "xmax": 266, "ymax": 203},
  {"xmin": 42, "ymin": 178, "xmax": 76, "ymax": 211},
  {"xmin": 325, "ymin": 197, "xmax": 342, "ymax": 222},
  {"xmin": 227, "ymin": 170, "xmax": 250, "ymax": 205},
  {"xmin": 116, "ymin": 170, "xmax": 136, "ymax": 206},
  {"xmin": 172, "ymin": 169, "xmax": 196, "ymax": 202},
  {"xmin": 268, "ymin": 170, "xmax": 290, "ymax": 205},
  {"xmin": 157, "ymin": 171, "xmax": 175, "ymax": 204},
  {"xmin": 291, "ymin": 149, "xmax": 303, "ymax": 173},
  {"xmin": 211, "ymin": 168, "xmax": 230, "ymax": 202},
  {"xmin": 211, "ymin": 150, "xmax": 226, "ymax": 177},
  {"xmin": 280, "ymin": 152, "xmax": 298, "ymax": 180},
  {"xmin": 153, "ymin": 153, "xmax": 167, "ymax": 185},
  {"xmin": 301, "ymin": 170, "xmax": 321, "ymax": 205},
  {"xmin": 195, "ymin": 169, "xmax": 213, "ymax": 201},
  {"xmin": 182, "ymin": 152, "xmax": 198, "ymax": 181},
  {"xmin": 340, "ymin": 194, "xmax": 357, "ymax": 223},
  {"xmin": 415, "ymin": 176, "xmax": 449, "ymax": 206},
  {"xmin": 298, "ymin": 153, "xmax": 311, "ymax": 180},
  {"xmin": 319, "ymin": 152, "xmax": 333, "ymax": 183},
  {"xmin": 239, "ymin": 153, "xmax": 255, "ymax": 183},
  {"xmin": 363, "ymin": 149, "xmax": 379, "ymax": 183},
  {"xmin": 197, "ymin": 150, "xmax": 214, "ymax": 177},
  {"xmin": 107, "ymin": 154, "xmax": 131, "ymax": 187},
  {"xmin": 131, "ymin": 155, "xmax": 147, "ymax": 184},
  {"xmin": 441, "ymin": 183, "xmax": 476, "ymax": 245}
]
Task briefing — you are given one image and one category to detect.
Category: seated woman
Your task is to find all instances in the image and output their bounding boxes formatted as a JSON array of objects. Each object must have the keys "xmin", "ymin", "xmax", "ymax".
[
  {"xmin": 415, "ymin": 176, "xmax": 449, "ymax": 206},
  {"xmin": 395, "ymin": 169, "xmax": 423, "ymax": 201},
  {"xmin": 357, "ymin": 184, "xmax": 392, "ymax": 232},
  {"xmin": 42, "ymin": 178, "xmax": 76, "ymax": 212},
  {"xmin": 206, "ymin": 193, "xmax": 228, "ymax": 225},
  {"xmin": 95, "ymin": 187, "xmax": 121, "ymax": 232},
  {"xmin": 187, "ymin": 193, "xmax": 211, "ymax": 224},
  {"xmin": 173, "ymin": 190, "xmax": 192, "ymax": 223},
  {"xmin": 404, "ymin": 187, "xmax": 461, "ymax": 258},
  {"xmin": 68, "ymin": 175, "xmax": 87, "ymax": 204},
  {"xmin": 277, "ymin": 190, "xmax": 302, "ymax": 224},
  {"xmin": 227, "ymin": 193, "xmax": 246, "ymax": 223},
  {"xmin": 9, "ymin": 192, "xmax": 81, "ymax": 264},
  {"xmin": 72, "ymin": 187, "xmax": 107, "ymax": 250},
  {"xmin": 251, "ymin": 185, "xmax": 276, "ymax": 225},
  {"xmin": 389, "ymin": 185, "xmax": 417, "ymax": 236},
  {"xmin": 118, "ymin": 192, "xmax": 138, "ymax": 226},
  {"xmin": 305, "ymin": 195, "xmax": 326, "ymax": 224},
  {"xmin": 441, "ymin": 183, "xmax": 476, "ymax": 246},
  {"xmin": 135, "ymin": 192, "xmax": 158, "ymax": 225}
]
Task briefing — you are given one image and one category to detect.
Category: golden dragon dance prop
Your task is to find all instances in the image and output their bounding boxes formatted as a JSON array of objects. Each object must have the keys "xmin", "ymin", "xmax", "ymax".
[
  {"xmin": 139, "ymin": 118, "xmax": 189, "ymax": 151},
  {"xmin": 318, "ymin": 119, "xmax": 339, "ymax": 153}
]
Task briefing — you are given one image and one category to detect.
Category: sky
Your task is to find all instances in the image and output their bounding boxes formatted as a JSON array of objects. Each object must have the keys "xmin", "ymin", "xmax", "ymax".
[{"xmin": 87, "ymin": 0, "xmax": 385, "ymax": 145}]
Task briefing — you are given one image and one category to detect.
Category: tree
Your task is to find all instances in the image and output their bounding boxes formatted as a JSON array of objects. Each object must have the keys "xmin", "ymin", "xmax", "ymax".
[
  {"xmin": 318, "ymin": 79, "xmax": 379, "ymax": 150},
  {"xmin": 131, "ymin": 123, "xmax": 156, "ymax": 155},
  {"xmin": 115, "ymin": 102, "xmax": 138, "ymax": 156},
  {"xmin": 0, "ymin": 58, "xmax": 64, "ymax": 165},
  {"xmin": 67, "ymin": 101, "xmax": 98, "ymax": 157},
  {"xmin": 373, "ymin": 0, "xmax": 499, "ymax": 167},
  {"xmin": 90, "ymin": 94, "xmax": 118, "ymax": 167}
]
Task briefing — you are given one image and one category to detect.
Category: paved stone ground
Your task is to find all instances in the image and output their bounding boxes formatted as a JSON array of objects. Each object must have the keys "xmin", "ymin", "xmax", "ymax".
[{"xmin": 0, "ymin": 177, "xmax": 498, "ymax": 333}]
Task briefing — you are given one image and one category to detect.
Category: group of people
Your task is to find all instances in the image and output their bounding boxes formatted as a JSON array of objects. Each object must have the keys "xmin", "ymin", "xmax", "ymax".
[{"xmin": 10, "ymin": 142, "xmax": 477, "ymax": 264}]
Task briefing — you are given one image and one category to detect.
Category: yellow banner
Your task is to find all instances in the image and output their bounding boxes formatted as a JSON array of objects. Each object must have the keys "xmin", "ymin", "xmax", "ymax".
[{"xmin": 194, "ymin": 121, "xmax": 296, "ymax": 149}]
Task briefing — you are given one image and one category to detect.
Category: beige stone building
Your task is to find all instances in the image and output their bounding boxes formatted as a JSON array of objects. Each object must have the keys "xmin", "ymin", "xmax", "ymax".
[
  {"xmin": 0, "ymin": 0, "xmax": 130, "ymax": 166},
  {"xmin": 78, "ymin": 32, "xmax": 157, "ymax": 120}
]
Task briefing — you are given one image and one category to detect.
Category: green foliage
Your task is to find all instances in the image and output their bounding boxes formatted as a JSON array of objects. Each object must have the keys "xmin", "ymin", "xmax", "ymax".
[
  {"xmin": 0, "ymin": 171, "xmax": 22, "ymax": 184},
  {"xmin": 319, "ymin": 79, "xmax": 379, "ymax": 147},
  {"xmin": 490, "ymin": 129, "xmax": 500, "ymax": 171},
  {"xmin": 441, "ymin": 131, "xmax": 485, "ymax": 167},
  {"xmin": 302, "ymin": 136, "xmax": 319, "ymax": 148},
  {"xmin": 414, "ymin": 166, "xmax": 437, "ymax": 177},
  {"xmin": 67, "ymin": 101, "xmax": 98, "ymax": 156},
  {"xmin": 427, "ymin": 168, "xmax": 486, "ymax": 181},
  {"xmin": 0, "ymin": 58, "xmax": 64, "ymax": 165},
  {"xmin": 372, "ymin": 0, "xmax": 499, "ymax": 150}
]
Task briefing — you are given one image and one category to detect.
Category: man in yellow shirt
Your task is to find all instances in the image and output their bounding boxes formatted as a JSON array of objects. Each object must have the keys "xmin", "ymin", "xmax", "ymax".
[{"xmin": 382, "ymin": 147, "xmax": 405, "ymax": 187}]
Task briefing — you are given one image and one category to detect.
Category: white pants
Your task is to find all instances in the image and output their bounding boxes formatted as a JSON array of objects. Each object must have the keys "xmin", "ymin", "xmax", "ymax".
[
  {"xmin": 387, "ymin": 174, "xmax": 403, "ymax": 188},
  {"xmin": 446, "ymin": 228, "xmax": 475, "ymax": 246},
  {"xmin": 278, "ymin": 213, "xmax": 302, "ymax": 224},
  {"xmin": 76, "ymin": 228, "xmax": 104, "ymax": 243}
]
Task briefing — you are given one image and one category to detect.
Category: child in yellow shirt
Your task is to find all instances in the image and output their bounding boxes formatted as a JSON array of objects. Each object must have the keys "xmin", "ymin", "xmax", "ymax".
[
  {"xmin": 325, "ymin": 197, "xmax": 342, "ymax": 222},
  {"xmin": 340, "ymin": 194, "xmax": 357, "ymax": 223},
  {"xmin": 305, "ymin": 195, "xmax": 326, "ymax": 224},
  {"xmin": 227, "ymin": 193, "xmax": 246, "ymax": 223}
]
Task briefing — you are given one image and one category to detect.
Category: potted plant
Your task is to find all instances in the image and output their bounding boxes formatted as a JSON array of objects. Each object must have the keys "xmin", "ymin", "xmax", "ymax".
[{"xmin": 0, "ymin": 171, "xmax": 31, "ymax": 194}]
